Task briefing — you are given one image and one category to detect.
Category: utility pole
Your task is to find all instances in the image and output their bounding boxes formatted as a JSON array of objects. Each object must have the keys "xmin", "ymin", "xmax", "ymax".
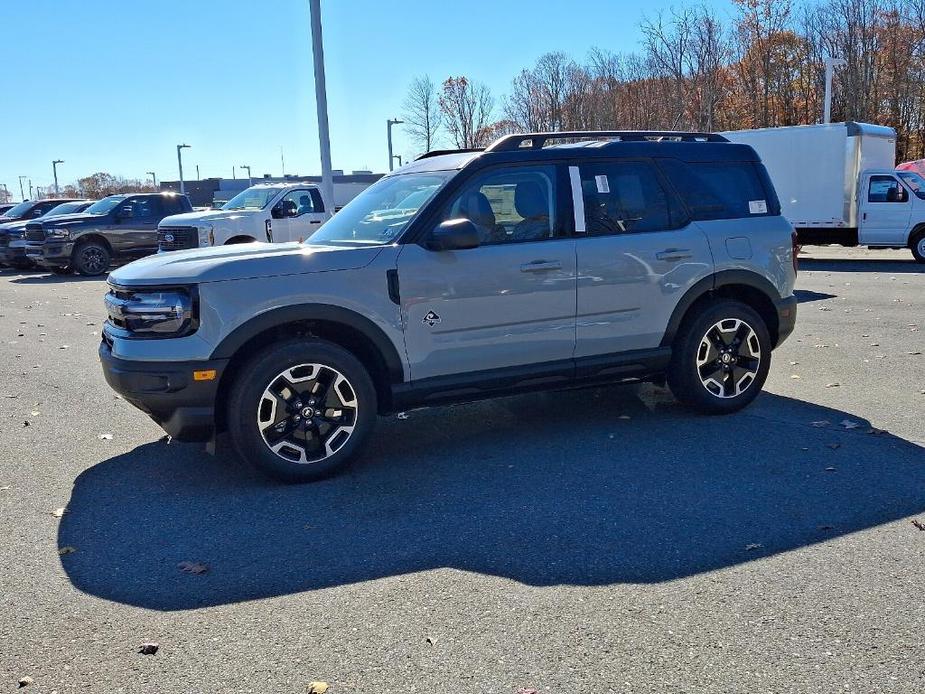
[
  {"xmin": 823, "ymin": 57, "xmax": 847, "ymax": 124},
  {"xmin": 387, "ymin": 118, "xmax": 404, "ymax": 171},
  {"xmin": 147, "ymin": 171, "xmax": 157, "ymax": 187},
  {"xmin": 176, "ymin": 143, "xmax": 191, "ymax": 194},
  {"xmin": 52, "ymin": 159, "xmax": 64, "ymax": 195},
  {"xmin": 239, "ymin": 165, "xmax": 253, "ymax": 187},
  {"xmin": 196, "ymin": 164, "xmax": 200, "ymax": 180},
  {"xmin": 28, "ymin": 179, "xmax": 33, "ymax": 200},
  {"xmin": 281, "ymin": 146, "xmax": 286, "ymax": 177},
  {"xmin": 309, "ymin": 0, "xmax": 335, "ymax": 214},
  {"xmin": 18, "ymin": 176, "xmax": 27, "ymax": 201}
]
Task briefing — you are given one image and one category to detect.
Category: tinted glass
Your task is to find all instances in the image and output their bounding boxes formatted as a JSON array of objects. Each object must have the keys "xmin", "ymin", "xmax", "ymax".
[
  {"xmin": 659, "ymin": 159, "xmax": 776, "ymax": 220},
  {"xmin": 161, "ymin": 195, "xmax": 186, "ymax": 215},
  {"xmin": 579, "ymin": 161, "xmax": 682, "ymax": 234},
  {"xmin": 281, "ymin": 190, "xmax": 316, "ymax": 215},
  {"xmin": 440, "ymin": 165, "xmax": 557, "ymax": 245},
  {"xmin": 86, "ymin": 196, "xmax": 127, "ymax": 215},
  {"xmin": 1, "ymin": 201, "xmax": 35, "ymax": 218},
  {"xmin": 129, "ymin": 197, "xmax": 160, "ymax": 218},
  {"xmin": 44, "ymin": 201, "xmax": 87, "ymax": 216}
]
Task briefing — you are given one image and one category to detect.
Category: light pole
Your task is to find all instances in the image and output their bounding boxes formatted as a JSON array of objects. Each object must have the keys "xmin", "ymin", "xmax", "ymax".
[
  {"xmin": 823, "ymin": 57, "xmax": 847, "ymax": 124},
  {"xmin": 28, "ymin": 179, "xmax": 33, "ymax": 200},
  {"xmin": 52, "ymin": 159, "xmax": 64, "ymax": 195},
  {"xmin": 309, "ymin": 0, "xmax": 335, "ymax": 214},
  {"xmin": 18, "ymin": 176, "xmax": 27, "ymax": 201},
  {"xmin": 387, "ymin": 118, "xmax": 404, "ymax": 171},
  {"xmin": 176, "ymin": 143, "xmax": 191, "ymax": 194},
  {"xmin": 239, "ymin": 165, "xmax": 253, "ymax": 187},
  {"xmin": 147, "ymin": 171, "xmax": 157, "ymax": 187}
]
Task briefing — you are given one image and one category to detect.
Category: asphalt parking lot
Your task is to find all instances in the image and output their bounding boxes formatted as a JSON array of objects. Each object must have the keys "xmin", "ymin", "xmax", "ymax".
[{"xmin": 1, "ymin": 246, "xmax": 923, "ymax": 693}]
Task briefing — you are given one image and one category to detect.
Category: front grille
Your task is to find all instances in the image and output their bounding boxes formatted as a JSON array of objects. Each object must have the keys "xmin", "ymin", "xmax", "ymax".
[
  {"xmin": 0, "ymin": 234, "xmax": 8, "ymax": 249},
  {"xmin": 24, "ymin": 228, "xmax": 45, "ymax": 242},
  {"xmin": 158, "ymin": 226, "xmax": 198, "ymax": 251}
]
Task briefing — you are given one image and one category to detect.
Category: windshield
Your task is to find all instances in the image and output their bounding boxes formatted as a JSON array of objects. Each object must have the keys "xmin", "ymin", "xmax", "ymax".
[
  {"xmin": 309, "ymin": 172, "xmax": 453, "ymax": 246},
  {"xmin": 1, "ymin": 201, "xmax": 35, "ymax": 218},
  {"xmin": 45, "ymin": 201, "xmax": 85, "ymax": 216},
  {"xmin": 898, "ymin": 171, "xmax": 925, "ymax": 199},
  {"xmin": 85, "ymin": 196, "xmax": 127, "ymax": 215},
  {"xmin": 222, "ymin": 187, "xmax": 283, "ymax": 211}
]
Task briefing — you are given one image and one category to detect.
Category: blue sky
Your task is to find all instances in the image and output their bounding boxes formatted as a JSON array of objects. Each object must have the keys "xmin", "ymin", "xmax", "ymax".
[{"xmin": 0, "ymin": 0, "xmax": 729, "ymax": 199}]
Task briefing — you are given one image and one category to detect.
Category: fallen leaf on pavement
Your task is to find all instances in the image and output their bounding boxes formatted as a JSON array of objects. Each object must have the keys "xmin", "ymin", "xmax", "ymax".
[
  {"xmin": 840, "ymin": 420, "xmax": 860, "ymax": 429},
  {"xmin": 825, "ymin": 466, "xmax": 837, "ymax": 471},
  {"xmin": 912, "ymin": 520, "xmax": 925, "ymax": 532},
  {"xmin": 811, "ymin": 420, "xmax": 830, "ymax": 428},
  {"xmin": 818, "ymin": 525, "xmax": 835, "ymax": 531},
  {"xmin": 178, "ymin": 561, "xmax": 208, "ymax": 575},
  {"xmin": 307, "ymin": 682, "xmax": 330, "ymax": 693},
  {"xmin": 138, "ymin": 642, "xmax": 159, "ymax": 655},
  {"xmin": 57, "ymin": 546, "xmax": 76, "ymax": 555},
  {"xmin": 97, "ymin": 433, "xmax": 113, "ymax": 440},
  {"xmin": 791, "ymin": 374, "xmax": 801, "ymax": 379},
  {"xmin": 825, "ymin": 383, "xmax": 840, "ymax": 388},
  {"xmin": 516, "ymin": 689, "xmax": 539, "ymax": 694},
  {"xmin": 744, "ymin": 543, "xmax": 762, "ymax": 551},
  {"xmin": 51, "ymin": 507, "xmax": 67, "ymax": 518},
  {"xmin": 17, "ymin": 676, "xmax": 33, "ymax": 688}
]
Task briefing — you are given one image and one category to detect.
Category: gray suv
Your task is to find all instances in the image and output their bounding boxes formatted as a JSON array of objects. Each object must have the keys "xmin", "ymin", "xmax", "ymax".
[{"xmin": 100, "ymin": 131, "xmax": 798, "ymax": 482}]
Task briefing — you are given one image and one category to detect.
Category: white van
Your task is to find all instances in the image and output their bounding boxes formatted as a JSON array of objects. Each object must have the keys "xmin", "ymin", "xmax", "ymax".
[{"xmin": 157, "ymin": 183, "xmax": 330, "ymax": 251}]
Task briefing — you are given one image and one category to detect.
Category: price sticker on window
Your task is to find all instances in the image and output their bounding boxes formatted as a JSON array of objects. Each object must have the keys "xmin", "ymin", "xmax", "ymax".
[
  {"xmin": 595, "ymin": 175, "xmax": 610, "ymax": 194},
  {"xmin": 748, "ymin": 200, "xmax": 768, "ymax": 214}
]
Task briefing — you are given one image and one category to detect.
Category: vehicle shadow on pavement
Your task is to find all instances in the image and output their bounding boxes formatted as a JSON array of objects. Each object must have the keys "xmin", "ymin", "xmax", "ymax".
[
  {"xmin": 58, "ymin": 386, "xmax": 925, "ymax": 611},
  {"xmin": 8, "ymin": 274, "xmax": 107, "ymax": 284},
  {"xmin": 798, "ymin": 257, "xmax": 925, "ymax": 274}
]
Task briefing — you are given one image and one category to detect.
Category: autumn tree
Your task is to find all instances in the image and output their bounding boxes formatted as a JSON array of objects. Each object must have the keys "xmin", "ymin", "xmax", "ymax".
[
  {"xmin": 402, "ymin": 75, "xmax": 442, "ymax": 154},
  {"xmin": 439, "ymin": 76, "xmax": 494, "ymax": 148}
]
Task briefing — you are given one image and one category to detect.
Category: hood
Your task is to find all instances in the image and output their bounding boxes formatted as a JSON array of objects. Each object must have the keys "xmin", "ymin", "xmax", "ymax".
[
  {"xmin": 108, "ymin": 242, "xmax": 385, "ymax": 286},
  {"xmin": 160, "ymin": 209, "xmax": 258, "ymax": 226},
  {"xmin": 0, "ymin": 220, "xmax": 31, "ymax": 235},
  {"xmin": 33, "ymin": 212, "xmax": 101, "ymax": 229}
]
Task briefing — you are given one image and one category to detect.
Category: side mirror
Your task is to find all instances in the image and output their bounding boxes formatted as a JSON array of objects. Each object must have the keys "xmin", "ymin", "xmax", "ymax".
[
  {"xmin": 428, "ymin": 218, "xmax": 481, "ymax": 251},
  {"xmin": 272, "ymin": 200, "xmax": 298, "ymax": 219}
]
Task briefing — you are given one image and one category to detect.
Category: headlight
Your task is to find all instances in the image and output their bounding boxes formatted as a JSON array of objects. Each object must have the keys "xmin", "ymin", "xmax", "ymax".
[
  {"xmin": 104, "ymin": 285, "xmax": 198, "ymax": 337},
  {"xmin": 47, "ymin": 228, "xmax": 69, "ymax": 240},
  {"xmin": 198, "ymin": 225, "xmax": 212, "ymax": 247}
]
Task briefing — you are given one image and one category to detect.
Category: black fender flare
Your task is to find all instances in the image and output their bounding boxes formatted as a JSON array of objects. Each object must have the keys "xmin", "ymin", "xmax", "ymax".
[
  {"xmin": 659, "ymin": 270, "xmax": 783, "ymax": 348},
  {"xmin": 209, "ymin": 303, "xmax": 405, "ymax": 382}
]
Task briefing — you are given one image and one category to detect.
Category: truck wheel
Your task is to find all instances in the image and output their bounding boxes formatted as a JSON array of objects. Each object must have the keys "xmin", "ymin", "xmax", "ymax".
[
  {"xmin": 227, "ymin": 338, "xmax": 377, "ymax": 482},
  {"xmin": 667, "ymin": 300, "xmax": 771, "ymax": 414},
  {"xmin": 911, "ymin": 229, "xmax": 925, "ymax": 264},
  {"xmin": 73, "ymin": 242, "xmax": 111, "ymax": 276}
]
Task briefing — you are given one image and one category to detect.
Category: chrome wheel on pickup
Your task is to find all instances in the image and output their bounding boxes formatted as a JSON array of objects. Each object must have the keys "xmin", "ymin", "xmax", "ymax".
[{"xmin": 228, "ymin": 339, "xmax": 377, "ymax": 482}]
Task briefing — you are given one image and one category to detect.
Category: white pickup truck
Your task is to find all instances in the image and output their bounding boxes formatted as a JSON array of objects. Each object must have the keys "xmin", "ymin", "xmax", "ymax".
[{"xmin": 157, "ymin": 183, "xmax": 331, "ymax": 252}]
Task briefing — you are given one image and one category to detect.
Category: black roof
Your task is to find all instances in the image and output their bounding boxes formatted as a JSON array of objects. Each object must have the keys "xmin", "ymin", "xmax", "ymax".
[{"xmin": 403, "ymin": 130, "xmax": 760, "ymax": 176}]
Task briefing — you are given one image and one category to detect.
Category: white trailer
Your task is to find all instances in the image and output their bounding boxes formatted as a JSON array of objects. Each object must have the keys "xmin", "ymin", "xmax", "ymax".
[{"xmin": 722, "ymin": 122, "xmax": 925, "ymax": 263}]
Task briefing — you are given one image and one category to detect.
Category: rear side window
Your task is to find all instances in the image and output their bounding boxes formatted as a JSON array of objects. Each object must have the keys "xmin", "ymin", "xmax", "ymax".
[
  {"xmin": 578, "ymin": 160, "xmax": 687, "ymax": 234},
  {"xmin": 658, "ymin": 159, "xmax": 780, "ymax": 220},
  {"xmin": 161, "ymin": 196, "xmax": 187, "ymax": 215}
]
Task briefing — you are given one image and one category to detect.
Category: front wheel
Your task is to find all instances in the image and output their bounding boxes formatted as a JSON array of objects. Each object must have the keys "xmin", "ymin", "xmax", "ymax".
[
  {"xmin": 667, "ymin": 300, "xmax": 771, "ymax": 414},
  {"xmin": 227, "ymin": 339, "xmax": 377, "ymax": 482},
  {"xmin": 911, "ymin": 229, "xmax": 925, "ymax": 264},
  {"xmin": 73, "ymin": 241, "xmax": 111, "ymax": 276}
]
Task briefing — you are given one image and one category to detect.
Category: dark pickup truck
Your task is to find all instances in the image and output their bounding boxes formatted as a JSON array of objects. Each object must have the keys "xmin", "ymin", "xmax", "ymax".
[
  {"xmin": 25, "ymin": 192, "xmax": 192, "ymax": 275},
  {"xmin": 0, "ymin": 200, "xmax": 93, "ymax": 269}
]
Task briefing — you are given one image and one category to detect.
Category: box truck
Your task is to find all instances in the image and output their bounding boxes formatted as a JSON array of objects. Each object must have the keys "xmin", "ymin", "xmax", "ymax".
[{"xmin": 722, "ymin": 122, "xmax": 925, "ymax": 263}]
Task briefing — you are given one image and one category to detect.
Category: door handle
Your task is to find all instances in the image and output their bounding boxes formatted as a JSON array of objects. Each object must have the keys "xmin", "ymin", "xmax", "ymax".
[
  {"xmin": 655, "ymin": 248, "xmax": 692, "ymax": 261},
  {"xmin": 309, "ymin": 220, "xmax": 322, "ymax": 224},
  {"xmin": 520, "ymin": 260, "xmax": 562, "ymax": 272}
]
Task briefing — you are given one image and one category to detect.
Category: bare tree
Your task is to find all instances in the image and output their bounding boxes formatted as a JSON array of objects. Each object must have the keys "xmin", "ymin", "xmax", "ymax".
[
  {"xmin": 402, "ymin": 75, "xmax": 442, "ymax": 154},
  {"xmin": 439, "ymin": 76, "xmax": 494, "ymax": 148}
]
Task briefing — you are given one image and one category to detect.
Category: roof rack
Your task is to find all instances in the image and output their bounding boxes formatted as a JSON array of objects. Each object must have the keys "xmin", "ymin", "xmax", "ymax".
[
  {"xmin": 485, "ymin": 131, "xmax": 728, "ymax": 152},
  {"xmin": 416, "ymin": 147, "xmax": 484, "ymax": 161}
]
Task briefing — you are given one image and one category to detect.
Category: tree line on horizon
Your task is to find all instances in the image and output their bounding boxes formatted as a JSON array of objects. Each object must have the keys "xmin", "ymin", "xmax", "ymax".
[{"xmin": 403, "ymin": 0, "xmax": 925, "ymax": 163}]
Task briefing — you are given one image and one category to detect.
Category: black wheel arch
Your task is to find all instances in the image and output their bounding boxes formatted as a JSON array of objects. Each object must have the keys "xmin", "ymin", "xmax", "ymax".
[
  {"xmin": 211, "ymin": 304, "xmax": 405, "ymax": 424},
  {"xmin": 72, "ymin": 233, "xmax": 113, "ymax": 256},
  {"xmin": 661, "ymin": 270, "xmax": 785, "ymax": 349}
]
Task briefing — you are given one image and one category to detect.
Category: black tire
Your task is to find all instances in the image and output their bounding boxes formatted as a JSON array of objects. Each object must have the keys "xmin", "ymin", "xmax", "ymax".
[
  {"xmin": 667, "ymin": 299, "xmax": 771, "ymax": 414},
  {"xmin": 73, "ymin": 241, "xmax": 111, "ymax": 276},
  {"xmin": 11, "ymin": 259, "xmax": 34, "ymax": 270},
  {"xmin": 227, "ymin": 338, "xmax": 377, "ymax": 482},
  {"xmin": 911, "ymin": 228, "xmax": 925, "ymax": 264}
]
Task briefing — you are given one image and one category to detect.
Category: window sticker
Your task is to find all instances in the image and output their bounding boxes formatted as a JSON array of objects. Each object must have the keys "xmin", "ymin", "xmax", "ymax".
[
  {"xmin": 595, "ymin": 175, "xmax": 610, "ymax": 194},
  {"xmin": 748, "ymin": 200, "xmax": 768, "ymax": 214}
]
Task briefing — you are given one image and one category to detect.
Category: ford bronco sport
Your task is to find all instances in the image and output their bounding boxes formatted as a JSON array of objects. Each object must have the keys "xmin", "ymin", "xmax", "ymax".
[{"xmin": 100, "ymin": 131, "xmax": 798, "ymax": 482}]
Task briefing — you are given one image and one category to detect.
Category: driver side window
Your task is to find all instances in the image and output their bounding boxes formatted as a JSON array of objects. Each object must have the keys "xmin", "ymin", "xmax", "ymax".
[
  {"xmin": 280, "ymin": 190, "xmax": 316, "ymax": 216},
  {"xmin": 439, "ymin": 166, "xmax": 558, "ymax": 245}
]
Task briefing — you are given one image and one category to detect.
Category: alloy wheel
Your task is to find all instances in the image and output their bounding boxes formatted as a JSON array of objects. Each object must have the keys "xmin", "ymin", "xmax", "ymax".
[
  {"xmin": 695, "ymin": 318, "xmax": 762, "ymax": 398},
  {"xmin": 80, "ymin": 247, "xmax": 106, "ymax": 274},
  {"xmin": 257, "ymin": 363, "xmax": 359, "ymax": 464}
]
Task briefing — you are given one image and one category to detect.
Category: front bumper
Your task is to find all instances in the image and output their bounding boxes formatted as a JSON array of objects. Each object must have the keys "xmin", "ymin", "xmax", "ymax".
[
  {"xmin": 99, "ymin": 338, "xmax": 228, "ymax": 441},
  {"xmin": 0, "ymin": 240, "xmax": 29, "ymax": 265},
  {"xmin": 774, "ymin": 295, "xmax": 797, "ymax": 347},
  {"xmin": 27, "ymin": 240, "xmax": 74, "ymax": 269}
]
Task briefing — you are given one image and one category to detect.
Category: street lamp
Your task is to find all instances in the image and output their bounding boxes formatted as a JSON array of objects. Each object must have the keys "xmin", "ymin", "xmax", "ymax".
[
  {"xmin": 309, "ymin": 0, "xmax": 335, "ymax": 214},
  {"xmin": 239, "ymin": 164, "xmax": 253, "ymax": 187},
  {"xmin": 147, "ymin": 171, "xmax": 157, "ymax": 187},
  {"xmin": 387, "ymin": 118, "xmax": 404, "ymax": 172},
  {"xmin": 176, "ymin": 143, "xmax": 191, "ymax": 195},
  {"xmin": 823, "ymin": 57, "xmax": 847, "ymax": 124},
  {"xmin": 52, "ymin": 160, "xmax": 64, "ymax": 195},
  {"xmin": 18, "ymin": 176, "xmax": 28, "ymax": 201}
]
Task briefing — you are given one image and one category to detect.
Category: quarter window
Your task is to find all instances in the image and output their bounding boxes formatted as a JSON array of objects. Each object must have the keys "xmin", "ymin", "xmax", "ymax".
[
  {"xmin": 578, "ymin": 161, "xmax": 683, "ymax": 235},
  {"xmin": 868, "ymin": 176, "xmax": 908, "ymax": 203},
  {"xmin": 440, "ymin": 166, "xmax": 557, "ymax": 245},
  {"xmin": 658, "ymin": 159, "xmax": 777, "ymax": 220}
]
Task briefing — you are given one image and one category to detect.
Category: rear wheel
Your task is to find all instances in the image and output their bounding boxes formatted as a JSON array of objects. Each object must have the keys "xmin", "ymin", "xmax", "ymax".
[
  {"xmin": 911, "ymin": 229, "xmax": 925, "ymax": 264},
  {"xmin": 228, "ymin": 339, "xmax": 377, "ymax": 482},
  {"xmin": 73, "ymin": 241, "xmax": 111, "ymax": 276},
  {"xmin": 667, "ymin": 300, "xmax": 771, "ymax": 414}
]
